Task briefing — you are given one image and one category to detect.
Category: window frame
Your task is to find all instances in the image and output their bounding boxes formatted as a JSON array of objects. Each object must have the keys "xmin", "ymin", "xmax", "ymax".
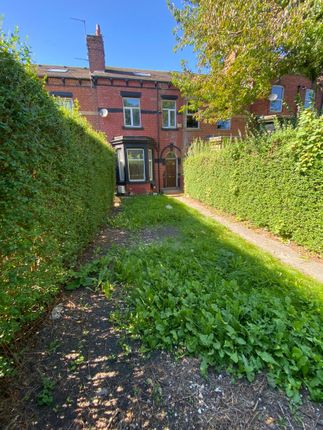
[
  {"xmin": 126, "ymin": 148, "xmax": 146, "ymax": 182},
  {"xmin": 116, "ymin": 148, "xmax": 125, "ymax": 182},
  {"xmin": 269, "ymin": 85, "xmax": 284, "ymax": 113},
  {"xmin": 186, "ymin": 106, "xmax": 199, "ymax": 129},
  {"xmin": 123, "ymin": 97, "xmax": 141, "ymax": 128},
  {"xmin": 162, "ymin": 100, "xmax": 177, "ymax": 129},
  {"xmin": 148, "ymin": 148, "xmax": 154, "ymax": 181}
]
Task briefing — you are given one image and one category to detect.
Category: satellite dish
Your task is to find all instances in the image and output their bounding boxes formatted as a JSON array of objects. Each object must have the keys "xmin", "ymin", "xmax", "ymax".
[
  {"xmin": 268, "ymin": 94, "xmax": 278, "ymax": 102},
  {"xmin": 99, "ymin": 108, "xmax": 108, "ymax": 118}
]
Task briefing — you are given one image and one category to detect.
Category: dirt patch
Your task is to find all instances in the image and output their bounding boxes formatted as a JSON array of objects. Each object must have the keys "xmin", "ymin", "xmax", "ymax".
[{"xmin": 0, "ymin": 220, "xmax": 322, "ymax": 430}]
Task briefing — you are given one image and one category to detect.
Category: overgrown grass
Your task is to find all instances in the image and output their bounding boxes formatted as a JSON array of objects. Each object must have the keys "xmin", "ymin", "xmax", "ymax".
[{"xmin": 72, "ymin": 195, "xmax": 323, "ymax": 403}]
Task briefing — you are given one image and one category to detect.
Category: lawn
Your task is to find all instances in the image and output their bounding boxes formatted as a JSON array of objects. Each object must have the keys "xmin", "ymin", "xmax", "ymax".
[{"xmin": 72, "ymin": 195, "xmax": 323, "ymax": 403}]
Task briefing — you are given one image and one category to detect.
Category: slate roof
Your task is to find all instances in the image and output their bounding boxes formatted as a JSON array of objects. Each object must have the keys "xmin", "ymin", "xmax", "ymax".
[{"xmin": 37, "ymin": 64, "xmax": 173, "ymax": 82}]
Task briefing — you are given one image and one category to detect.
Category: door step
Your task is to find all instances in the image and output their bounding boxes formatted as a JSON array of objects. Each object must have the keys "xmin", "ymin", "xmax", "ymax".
[{"xmin": 161, "ymin": 188, "xmax": 182, "ymax": 195}]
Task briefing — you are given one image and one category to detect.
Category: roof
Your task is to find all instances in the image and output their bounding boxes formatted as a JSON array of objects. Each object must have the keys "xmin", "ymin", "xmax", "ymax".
[{"xmin": 36, "ymin": 64, "xmax": 173, "ymax": 83}]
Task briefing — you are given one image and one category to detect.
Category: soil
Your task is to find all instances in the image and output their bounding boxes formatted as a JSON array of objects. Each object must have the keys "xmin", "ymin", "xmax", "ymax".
[{"xmin": 1, "ymin": 213, "xmax": 322, "ymax": 430}]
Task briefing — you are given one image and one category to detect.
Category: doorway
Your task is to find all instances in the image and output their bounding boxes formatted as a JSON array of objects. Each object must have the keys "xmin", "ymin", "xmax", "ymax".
[{"xmin": 165, "ymin": 151, "xmax": 178, "ymax": 188}]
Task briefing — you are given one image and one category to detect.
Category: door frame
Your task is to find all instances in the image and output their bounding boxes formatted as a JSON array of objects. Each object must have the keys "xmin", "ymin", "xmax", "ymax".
[{"xmin": 165, "ymin": 151, "xmax": 178, "ymax": 188}]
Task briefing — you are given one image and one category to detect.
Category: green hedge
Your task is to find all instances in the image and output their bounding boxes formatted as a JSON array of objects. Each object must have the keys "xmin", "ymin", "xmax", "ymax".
[
  {"xmin": 184, "ymin": 112, "xmax": 323, "ymax": 254},
  {"xmin": 0, "ymin": 31, "xmax": 115, "ymax": 366}
]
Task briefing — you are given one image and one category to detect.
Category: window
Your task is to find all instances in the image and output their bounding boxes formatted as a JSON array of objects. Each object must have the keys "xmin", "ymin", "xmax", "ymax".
[
  {"xmin": 148, "ymin": 148, "xmax": 154, "ymax": 181},
  {"xmin": 117, "ymin": 149, "xmax": 125, "ymax": 182},
  {"xmin": 123, "ymin": 98, "xmax": 141, "ymax": 127},
  {"xmin": 217, "ymin": 119, "xmax": 231, "ymax": 130},
  {"xmin": 304, "ymin": 89, "xmax": 314, "ymax": 109},
  {"xmin": 51, "ymin": 92, "xmax": 73, "ymax": 110},
  {"xmin": 127, "ymin": 148, "xmax": 145, "ymax": 181},
  {"xmin": 186, "ymin": 106, "xmax": 199, "ymax": 128},
  {"xmin": 162, "ymin": 100, "xmax": 176, "ymax": 128},
  {"xmin": 269, "ymin": 85, "xmax": 284, "ymax": 113}
]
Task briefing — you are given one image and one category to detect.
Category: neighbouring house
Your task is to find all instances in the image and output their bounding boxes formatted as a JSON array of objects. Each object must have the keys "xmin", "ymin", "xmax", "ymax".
[{"xmin": 37, "ymin": 25, "xmax": 322, "ymax": 195}]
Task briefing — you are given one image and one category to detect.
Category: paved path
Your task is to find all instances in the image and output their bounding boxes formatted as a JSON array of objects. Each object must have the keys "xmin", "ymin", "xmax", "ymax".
[{"xmin": 172, "ymin": 195, "xmax": 323, "ymax": 284}]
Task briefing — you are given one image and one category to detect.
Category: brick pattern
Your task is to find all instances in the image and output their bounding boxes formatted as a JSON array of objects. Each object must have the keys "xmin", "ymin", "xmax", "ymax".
[{"xmin": 42, "ymin": 29, "xmax": 322, "ymax": 194}]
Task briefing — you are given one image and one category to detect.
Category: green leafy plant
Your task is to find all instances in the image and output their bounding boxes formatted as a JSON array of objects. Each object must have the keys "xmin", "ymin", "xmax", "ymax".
[
  {"xmin": 37, "ymin": 377, "xmax": 55, "ymax": 407},
  {"xmin": 0, "ymin": 25, "xmax": 115, "ymax": 376},
  {"xmin": 184, "ymin": 111, "xmax": 323, "ymax": 253},
  {"xmin": 101, "ymin": 196, "xmax": 323, "ymax": 403}
]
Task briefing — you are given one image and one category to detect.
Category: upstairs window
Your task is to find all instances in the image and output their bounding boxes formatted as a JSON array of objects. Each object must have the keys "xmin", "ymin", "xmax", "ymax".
[
  {"xmin": 217, "ymin": 119, "xmax": 231, "ymax": 130},
  {"xmin": 50, "ymin": 92, "xmax": 73, "ymax": 110},
  {"xmin": 162, "ymin": 100, "xmax": 176, "ymax": 128},
  {"xmin": 269, "ymin": 85, "xmax": 284, "ymax": 113},
  {"xmin": 127, "ymin": 148, "xmax": 145, "ymax": 181},
  {"xmin": 304, "ymin": 89, "xmax": 315, "ymax": 109},
  {"xmin": 186, "ymin": 106, "xmax": 199, "ymax": 129},
  {"xmin": 123, "ymin": 98, "xmax": 141, "ymax": 127}
]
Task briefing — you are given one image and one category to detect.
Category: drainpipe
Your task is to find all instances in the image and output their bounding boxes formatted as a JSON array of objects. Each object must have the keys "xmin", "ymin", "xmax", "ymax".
[{"xmin": 156, "ymin": 82, "xmax": 161, "ymax": 193}]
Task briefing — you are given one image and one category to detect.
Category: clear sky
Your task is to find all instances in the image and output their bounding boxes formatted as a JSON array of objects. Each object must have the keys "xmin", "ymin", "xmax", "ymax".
[{"xmin": 1, "ymin": 0, "xmax": 194, "ymax": 71}]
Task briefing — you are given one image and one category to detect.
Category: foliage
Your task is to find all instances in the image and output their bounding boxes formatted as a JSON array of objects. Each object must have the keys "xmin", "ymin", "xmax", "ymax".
[
  {"xmin": 169, "ymin": 0, "xmax": 323, "ymax": 121},
  {"xmin": 0, "ymin": 28, "xmax": 115, "ymax": 374},
  {"xmin": 36, "ymin": 376, "xmax": 55, "ymax": 407},
  {"xmin": 184, "ymin": 110, "xmax": 323, "ymax": 253},
  {"xmin": 70, "ymin": 196, "xmax": 322, "ymax": 403}
]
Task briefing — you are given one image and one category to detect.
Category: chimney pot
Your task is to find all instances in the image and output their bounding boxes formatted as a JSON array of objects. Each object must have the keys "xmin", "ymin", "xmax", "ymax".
[{"xmin": 96, "ymin": 24, "xmax": 101, "ymax": 36}]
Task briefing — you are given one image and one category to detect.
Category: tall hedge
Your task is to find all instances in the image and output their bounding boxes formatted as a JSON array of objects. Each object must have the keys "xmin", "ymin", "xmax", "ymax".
[
  {"xmin": 0, "ymin": 30, "xmax": 115, "ymax": 368},
  {"xmin": 184, "ymin": 111, "xmax": 323, "ymax": 254}
]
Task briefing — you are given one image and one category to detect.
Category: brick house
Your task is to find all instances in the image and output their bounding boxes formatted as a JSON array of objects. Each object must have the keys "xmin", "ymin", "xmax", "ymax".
[{"xmin": 38, "ymin": 25, "xmax": 322, "ymax": 194}]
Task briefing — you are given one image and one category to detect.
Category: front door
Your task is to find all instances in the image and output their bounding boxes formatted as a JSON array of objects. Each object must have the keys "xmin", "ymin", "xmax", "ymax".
[{"xmin": 165, "ymin": 153, "xmax": 177, "ymax": 187}]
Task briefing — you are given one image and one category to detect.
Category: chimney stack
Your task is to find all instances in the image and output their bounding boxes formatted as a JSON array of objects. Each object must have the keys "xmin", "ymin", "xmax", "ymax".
[{"xmin": 86, "ymin": 24, "xmax": 105, "ymax": 72}]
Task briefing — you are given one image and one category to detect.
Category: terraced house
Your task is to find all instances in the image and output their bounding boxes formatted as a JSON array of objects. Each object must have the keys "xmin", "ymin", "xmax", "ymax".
[{"xmin": 38, "ymin": 25, "xmax": 322, "ymax": 195}]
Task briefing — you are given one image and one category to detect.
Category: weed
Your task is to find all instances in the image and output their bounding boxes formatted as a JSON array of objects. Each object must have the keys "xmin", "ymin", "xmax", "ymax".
[
  {"xmin": 37, "ymin": 377, "xmax": 55, "ymax": 407},
  {"xmin": 68, "ymin": 353, "xmax": 85, "ymax": 372}
]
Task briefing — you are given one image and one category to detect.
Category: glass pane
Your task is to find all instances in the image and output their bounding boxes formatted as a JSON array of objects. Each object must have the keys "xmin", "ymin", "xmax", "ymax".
[
  {"xmin": 187, "ymin": 114, "xmax": 199, "ymax": 128},
  {"xmin": 304, "ymin": 89, "xmax": 314, "ymax": 108},
  {"xmin": 123, "ymin": 97, "xmax": 140, "ymax": 107},
  {"xmin": 170, "ymin": 110, "xmax": 176, "ymax": 127},
  {"xmin": 124, "ymin": 108, "xmax": 131, "ymax": 125},
  {"xmin": 148, "ymin": 149, "xmax": 153, "ymax": 181},
  {"xmin": 162, "ymin": 110, "xmax": 168, "ymax": 127},
  {"xmin": 270, "ymin": 100, "xmax": 282, "ymax": 112},
  {"xmin": 117, "ymin": 149, "xmax": 125, "ymax": 181},
  {"xmin": 163, "ymin": 100, "xmax": 176, "ymax": 109},
  {"xmin": 132, "ymin": 108, "xmax": 140, "ymax": 126},
  {"xmin": 127, "ymin": 149, "xmax": 145, "ymax": 181},
  {"xmin": 271, "ymin": 85, "xmax": 283, "ymax": 98},
  {"xmin": 217, "ymin": 119, "xmax": 231, "ymax": 130}
]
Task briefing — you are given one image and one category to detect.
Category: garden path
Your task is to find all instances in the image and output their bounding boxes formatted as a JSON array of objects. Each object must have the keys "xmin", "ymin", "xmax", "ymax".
[{"xmin": 172, "ymin": 195, "xmax": 323, "ymax": 283}]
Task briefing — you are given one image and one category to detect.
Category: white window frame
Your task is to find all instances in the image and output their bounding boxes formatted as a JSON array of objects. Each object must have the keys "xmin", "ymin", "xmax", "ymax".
[
  {"xmin": 123, "ymin": 97, "xmax": 141, "ymax": 128},
  {"xmin": 269, "ymin": 85, "xmax": 284, "ymax": 113},
  {"xmin": 148, "ymin": 148, "xmax": 154, "ymax": 181},
  {"xmin": 162, "ymin": 100, "xmax": 177, "ymax": 128},
  {"xmin": 126, "ymin": 148, "xmax": 145, "ymax": 182},
  {"xmin": 304, "ymin": 89, "xmax": 315, "ymax": 109}
]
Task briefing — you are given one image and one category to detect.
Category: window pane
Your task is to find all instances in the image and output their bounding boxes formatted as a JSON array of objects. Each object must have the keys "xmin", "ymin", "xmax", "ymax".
[
  {"xmin": 127, "ymin": 149, "xmax": 145, "ymax": 181},
  {"xmin": 170, "ymin": 110, "xmax": 176, "ymax": 127},
  {"xmin": 217, "ymin": 119, "xmax": 231, "ymax": 130},
  {"xmin": 148, "ymin": 149, "xmax": 153, "ymax": 181},
  {"xmin": 123, "ymin": 97, "xmax": 140, "ymax": 107},
  {"xmin": 271, "ymin": 85, "xmax": 283, "ymax": 98},
  {"xmin": 117, "ymin": 149, "xmax": 125, "ymax": 181},
  {"xmin": 132, "ymin": 108, "xmax": 140, "ymax": 126},
  {"xmin": 163, "ymin": 100, "xmax": 176, "ymax": 109},
  {"xmin": 162, "ymin": 110, "xmax": 168, "ymax": 127},
  {"xmin": 304, "ymin": 89, "xmax": 314, "ymax": 108},
  {"xmin": 270, "ymin": 100, "xmax": 282, "ymax": 112},
  {"xmin": 55, "ymin": 96, "xmax": 73, "ymax": 110},
  {"xmin": 124, "ymin": 108, "xmax": 131, "ymax": 125}
]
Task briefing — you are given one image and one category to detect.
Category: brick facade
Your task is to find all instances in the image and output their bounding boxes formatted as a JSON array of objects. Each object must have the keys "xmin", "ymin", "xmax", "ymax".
[{"xmin": 38, "ymin": 25, "xmax": 322, "ymax": 195}]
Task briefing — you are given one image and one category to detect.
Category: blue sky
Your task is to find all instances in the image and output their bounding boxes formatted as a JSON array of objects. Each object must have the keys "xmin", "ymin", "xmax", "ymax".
[{"xmin": 1, "ymin": 0, "xmax": 194, "ymax": 71}]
